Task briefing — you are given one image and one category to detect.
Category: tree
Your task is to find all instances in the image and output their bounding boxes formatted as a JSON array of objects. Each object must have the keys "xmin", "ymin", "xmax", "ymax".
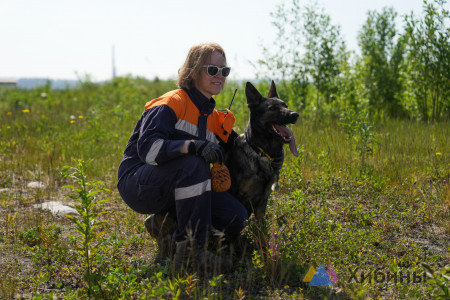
[
  {"xmin": 358, "ymin": 7, "xmax": 406, "ymax": 118},
  {"xmin": 302, "ymin": 2, "xmax": 345, "ymax": 112},
  {"xmin": 404, "ymin": 0, "xmax": 450, "ymax": 121},
  {"xmin": 257, "ymin": 0, "xmax": 308, "ymax": 109},
  {"xmin": 256, "ymin": 0, "xmax": 346, "ymax": 114}
]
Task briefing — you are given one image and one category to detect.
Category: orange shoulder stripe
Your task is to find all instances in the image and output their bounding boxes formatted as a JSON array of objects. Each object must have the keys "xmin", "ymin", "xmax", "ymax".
[
  {"xmin": 144, "ymin": 89, "xmax": 234, "ymax": 143},
  {"xmin": 144, "ymin": 89, "xmax": 199, "ymax": 125}
]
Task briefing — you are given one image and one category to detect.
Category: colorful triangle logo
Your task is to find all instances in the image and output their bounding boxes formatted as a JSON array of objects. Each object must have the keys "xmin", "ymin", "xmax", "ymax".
[
  {"xmin": 326, "ymin": 265, "xmax": 339, "ymax": 284},
  {"xmin": 309, "ymin": 264, "xmax": 333, "ymax": 286},
  {"xmin": 302, "ymin": 265, "xmax": 316, "ymax": 283}
]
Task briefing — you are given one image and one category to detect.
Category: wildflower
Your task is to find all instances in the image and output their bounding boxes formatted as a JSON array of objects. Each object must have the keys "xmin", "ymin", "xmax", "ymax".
[
  {"xmin": 70, "ymin": 120, "xmax": 76, "ymax": 124},
  {"xmin": 436, "ymin": 152, "xmax": 441, "ymax": 156},
  {"xmin": 78, "ymin": 115, "xmax": 83, "ymax": 119},
  {"xmin": 70, "ymin": 115, "xmax": 75, "ymax": 120},
  {"xmin": 7, "ymin": 112, "xmax": 12, "ymax": 115},
  {"xmin": 22, "ymin": 109, "xmax": 30, "ymax": 113},
  {"xmin": 7, "ymin": 126, "xmax": 11, "ymax": 129}
]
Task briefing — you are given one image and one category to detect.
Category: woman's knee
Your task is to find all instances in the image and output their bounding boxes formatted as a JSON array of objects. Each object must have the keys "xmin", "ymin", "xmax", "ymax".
[
  {"xmin": 211, "ymin": 192, "xmax": 248, "ymax": 234},
  {"xmin": 228, "ymin": 206, "xmax": 248, "ymax": 233}
]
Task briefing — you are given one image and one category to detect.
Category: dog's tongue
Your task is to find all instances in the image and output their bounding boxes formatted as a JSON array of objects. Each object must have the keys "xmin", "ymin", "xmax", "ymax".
[{"xmin": 273, "ymin": 124, "xmax": 299, "ymax": 157}]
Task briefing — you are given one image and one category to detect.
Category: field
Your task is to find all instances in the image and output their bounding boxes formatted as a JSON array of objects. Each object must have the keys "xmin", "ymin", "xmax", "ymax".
[{"xmin": 0, "ymin": 78, "xmax": 448, "ymax": 299}]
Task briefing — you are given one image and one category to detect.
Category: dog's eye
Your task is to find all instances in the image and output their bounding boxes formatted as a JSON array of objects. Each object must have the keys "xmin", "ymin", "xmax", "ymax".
[{"xmin": 268, "ymin": 105, "xmax": 277, "ymax": 111}]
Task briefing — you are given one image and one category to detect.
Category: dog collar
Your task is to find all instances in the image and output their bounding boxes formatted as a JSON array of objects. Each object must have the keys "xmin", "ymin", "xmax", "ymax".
[
  {"xmin": 244, "ymin": 132, "xmax": 283, "ymax": 168},
  {"xmin": 257, "ymin": 146, "xmax": 274, "ymax": 162}
]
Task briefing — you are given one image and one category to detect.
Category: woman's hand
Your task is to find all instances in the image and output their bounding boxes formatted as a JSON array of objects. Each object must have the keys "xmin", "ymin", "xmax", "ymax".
[
  {"xmin": 180, "ymin": 140, "xmax": 192, "ymax": 154},
  {"xmin": 187, "ymin": 140, "xmax": 224, "ymax": 164}
]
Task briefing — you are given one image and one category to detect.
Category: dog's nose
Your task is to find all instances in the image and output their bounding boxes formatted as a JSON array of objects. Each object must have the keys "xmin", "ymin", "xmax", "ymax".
[{"xmin": 290, "ymin": 111, "xmax": 299, "ymax": 122}]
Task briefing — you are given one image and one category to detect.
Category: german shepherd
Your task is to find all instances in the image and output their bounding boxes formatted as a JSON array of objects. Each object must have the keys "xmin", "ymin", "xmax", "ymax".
[{"xmin": 226, "ymin": 81, "xmax": 299, "ymax": 220}]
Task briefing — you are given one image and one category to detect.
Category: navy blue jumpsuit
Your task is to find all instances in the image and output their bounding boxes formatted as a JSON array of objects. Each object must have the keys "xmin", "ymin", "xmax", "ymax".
[{"xmin": 117, "ymin": 88, "xmax": 247, "ymax": 245}]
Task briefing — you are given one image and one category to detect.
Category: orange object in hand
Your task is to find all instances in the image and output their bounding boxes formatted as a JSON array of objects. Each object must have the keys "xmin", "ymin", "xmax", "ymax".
[{"xmin": 211, "ymin": 163, "xmax": 231, "ymax": 192}]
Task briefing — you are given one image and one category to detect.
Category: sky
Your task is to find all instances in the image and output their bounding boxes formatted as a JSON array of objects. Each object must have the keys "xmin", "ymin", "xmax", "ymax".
[{"xmin": 0, "ymin": 0, "xmax": 436, "ymax": 82}]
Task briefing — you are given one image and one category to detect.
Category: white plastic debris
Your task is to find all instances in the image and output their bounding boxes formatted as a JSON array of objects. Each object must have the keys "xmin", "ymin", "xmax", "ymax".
[
  {"xmin": 27, "ymin": 181, "xmax": 45, "ymax": 189},
  {"xmin": 33, "ymin": 201, "xmax": 79, "ymax": 216}
]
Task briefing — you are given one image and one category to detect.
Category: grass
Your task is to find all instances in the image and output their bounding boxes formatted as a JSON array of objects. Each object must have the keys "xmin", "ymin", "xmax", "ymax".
[{"xmin": 0, "ymin": 77, "xmax": 448, "ymax": 299}]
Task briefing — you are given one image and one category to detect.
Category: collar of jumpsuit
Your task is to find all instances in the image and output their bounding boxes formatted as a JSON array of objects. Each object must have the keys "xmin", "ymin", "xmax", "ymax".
[{"xmin": 185, "ymin": 87, "xmax": 216, "ymax": 141}]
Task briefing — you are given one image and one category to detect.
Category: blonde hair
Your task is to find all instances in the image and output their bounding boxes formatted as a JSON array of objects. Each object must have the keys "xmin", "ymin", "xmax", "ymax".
[{"xmin": 177, "ymin": 43, "xmax": 227, "ymax": 89}]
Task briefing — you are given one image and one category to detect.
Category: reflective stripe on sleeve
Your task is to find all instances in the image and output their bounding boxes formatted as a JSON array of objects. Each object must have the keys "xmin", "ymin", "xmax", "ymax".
[
  {"xmin": 175, "ymin": 119, "xmax": 219, "ymax": 144},
  {"xmin": 175, "ymin": 119, "xmax": 197, "ymax": 137},
  {"xmin": 145, "ymin": 139, "xmax": 164, "ymax": 165}
]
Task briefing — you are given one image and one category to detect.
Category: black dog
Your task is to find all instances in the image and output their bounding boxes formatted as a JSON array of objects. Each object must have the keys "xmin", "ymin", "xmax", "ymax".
[{"xmin": 226, "ymin": 81, "xmax": 299, "ymax": 220}]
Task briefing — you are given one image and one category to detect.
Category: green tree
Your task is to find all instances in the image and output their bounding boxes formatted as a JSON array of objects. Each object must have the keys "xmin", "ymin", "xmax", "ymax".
[
  {"xmin": 336, "ymin": 50, "xmax": 366, "ymax": 114},
  {"xmin": 404, "ymin": 0, "xmax": 450, "ymax": 121},
  {"xmin": 257, "ymin": 0, "xmax": 308, "ymax": 109},
  {"xmin": 358, "ymin": 7, "xmax": 406, "ymax": 118},
  {"xmin": 256, "ymin": 0, "xmax": 346, "ymax": 115},
  {"xmin": 302, "ymin": 2, "xmax": 345, "ymax": 114}
]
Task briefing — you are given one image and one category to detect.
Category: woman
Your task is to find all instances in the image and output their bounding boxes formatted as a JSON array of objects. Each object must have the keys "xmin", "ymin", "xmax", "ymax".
[{"xmin": 117, "ymin": 43, "xmax": 248, "ymax": 273}]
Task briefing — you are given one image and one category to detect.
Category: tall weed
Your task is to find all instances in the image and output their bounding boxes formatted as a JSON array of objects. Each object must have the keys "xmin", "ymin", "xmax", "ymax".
[{"xmin": 61, "ymin": 159, "xmax": 109, "ymax": 295}]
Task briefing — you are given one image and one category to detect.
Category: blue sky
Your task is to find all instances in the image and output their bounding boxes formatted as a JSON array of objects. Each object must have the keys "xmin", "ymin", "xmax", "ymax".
[{"xmin": 0, "ymin": 0, "xmax": 432, "ymax": 81}]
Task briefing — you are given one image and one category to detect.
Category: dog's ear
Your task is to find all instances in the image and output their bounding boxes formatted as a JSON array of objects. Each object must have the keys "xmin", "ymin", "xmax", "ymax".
[
  {"xmin": 267, "ymin": 80, "xmax": 279, "ymax": 98},
  {"xmin": 245, "ymin": 82, "xmax": 263, "ymax": 107}
]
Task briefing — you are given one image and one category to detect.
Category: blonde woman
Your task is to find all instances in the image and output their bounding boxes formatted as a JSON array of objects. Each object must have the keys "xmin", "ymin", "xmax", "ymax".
[{"xmin": 117, "ymin": 43, "xmax": 247, "ymax": 273}]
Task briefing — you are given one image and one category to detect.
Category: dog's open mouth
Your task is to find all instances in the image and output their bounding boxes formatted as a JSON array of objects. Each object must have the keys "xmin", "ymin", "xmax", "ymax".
[
  {"xmin": 272, "ymin": 124, "xmax": 299, "ymax": 157},
  {"xmin": 272, "ymin": 124, "xmax": 293, "ymax": 143}
]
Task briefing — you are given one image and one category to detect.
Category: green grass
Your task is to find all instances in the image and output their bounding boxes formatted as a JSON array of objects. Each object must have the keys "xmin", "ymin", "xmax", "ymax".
[{"xmin": 0, "ymin": 77, "xmax": 448, "ymax": 299}]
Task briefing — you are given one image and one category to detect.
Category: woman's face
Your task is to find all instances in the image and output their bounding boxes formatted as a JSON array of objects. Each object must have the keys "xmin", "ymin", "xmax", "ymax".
[{"xmin": 195, "ymin": 51, "xmax": 227, "ymax": 99}]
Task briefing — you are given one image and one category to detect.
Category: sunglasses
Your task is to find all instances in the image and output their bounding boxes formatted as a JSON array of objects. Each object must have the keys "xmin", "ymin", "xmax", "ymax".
[{"xmin": 203, "ymin": 65, "xmax": 231, "ymax": 77}]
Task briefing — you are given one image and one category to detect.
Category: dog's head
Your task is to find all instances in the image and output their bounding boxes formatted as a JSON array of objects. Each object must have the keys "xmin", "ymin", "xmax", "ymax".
[{"xmin": 245, "ymin": 81, "xmax": 299, "ymax": 157}]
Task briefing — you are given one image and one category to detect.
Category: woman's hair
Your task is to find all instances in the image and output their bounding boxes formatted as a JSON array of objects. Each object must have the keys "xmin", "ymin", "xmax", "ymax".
[{"xmin": 177, "ymin": 42, "xmax": 227, "ymax": 89}]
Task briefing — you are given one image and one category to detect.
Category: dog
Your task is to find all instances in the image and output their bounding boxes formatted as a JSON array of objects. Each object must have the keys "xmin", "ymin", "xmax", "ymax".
[{"xmin": 226, "ymin": 81, "xmax": 299, "ymax": 220}]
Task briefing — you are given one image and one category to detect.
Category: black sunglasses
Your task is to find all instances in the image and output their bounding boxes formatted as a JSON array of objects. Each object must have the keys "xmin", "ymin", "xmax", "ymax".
[{"xmin": 203, "ymin": 65, "xmax": 231, "ymax": 77}]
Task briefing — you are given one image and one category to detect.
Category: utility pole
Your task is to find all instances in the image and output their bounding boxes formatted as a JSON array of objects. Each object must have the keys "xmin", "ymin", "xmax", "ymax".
[{"xmin": 112, "ymin": 45, "xmax": 116, "ymax": 79}]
